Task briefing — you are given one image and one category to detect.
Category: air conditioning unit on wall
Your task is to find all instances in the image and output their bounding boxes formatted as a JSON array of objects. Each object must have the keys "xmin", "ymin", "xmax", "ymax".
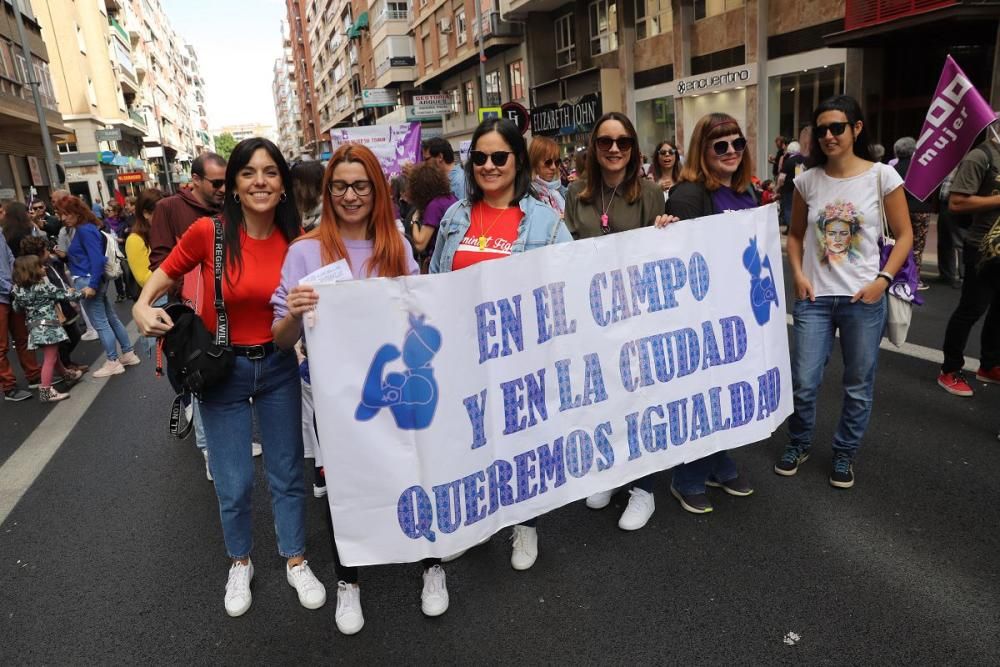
[{"xmin": 439, "ymin": 17, "xmax": 452, "ymax": 33}]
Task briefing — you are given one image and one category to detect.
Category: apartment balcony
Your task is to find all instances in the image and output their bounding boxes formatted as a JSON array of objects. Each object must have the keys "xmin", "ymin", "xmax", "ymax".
[
  {"xmin": 109, "ymin": 18, "xmax": 130, "ymax": 48},
  {"xmin": 375, "ymin": 57, "xmax": 416, "ymax": 88},
  {"xmin": 117, "ymin": 64, "xmax": 139, "ymax": 94},
  {"xmin": 370, "ymin": 7, "xmax": 409, "ymax": 44},
  {"xmin": 499, "ymin": 0, "xmax": 567, "ymax": 20},
  {"xmin": 128, "ymin": 109, "xmax": 147, "ymax": 130},
  {"xmin": 105, "ymin": 0, "xmax": 123, "ymax": 11}
]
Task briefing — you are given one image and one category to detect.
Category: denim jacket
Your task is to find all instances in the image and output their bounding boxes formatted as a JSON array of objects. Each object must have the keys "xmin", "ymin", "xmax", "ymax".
[{"xmin": 429, "ymin": 194, "xmax": 572, "ymax": 273}]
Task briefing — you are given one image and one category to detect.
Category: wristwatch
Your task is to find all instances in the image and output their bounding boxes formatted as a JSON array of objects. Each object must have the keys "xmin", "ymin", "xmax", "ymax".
[{"xmin": 876, "ymin": 271, "xmax": 894, "ymax": 284}]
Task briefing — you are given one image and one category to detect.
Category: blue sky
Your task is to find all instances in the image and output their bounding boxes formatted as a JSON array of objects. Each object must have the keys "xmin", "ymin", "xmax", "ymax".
[{"xmin": 164, "ymin": 0, "xmax": 285, "ymax": 131}]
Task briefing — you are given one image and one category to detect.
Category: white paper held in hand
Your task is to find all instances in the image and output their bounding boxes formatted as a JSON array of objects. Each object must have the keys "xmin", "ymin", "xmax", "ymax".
[{"xmin": 298, "ymin": 259, "xmax": 352, "ymax": 327}]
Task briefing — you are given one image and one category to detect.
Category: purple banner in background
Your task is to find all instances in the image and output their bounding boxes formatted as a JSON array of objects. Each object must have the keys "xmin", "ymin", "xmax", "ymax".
[
  {"xmin": 904, "ymin": 55, "xmax": 996, "ymax": 201},
  {"xmin": 329, "ymin": 123, "xmax": 423, "ymax": 179}
]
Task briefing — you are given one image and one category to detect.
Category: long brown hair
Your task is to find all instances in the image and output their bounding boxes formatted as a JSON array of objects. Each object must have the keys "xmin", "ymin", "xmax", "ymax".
[
  {"xmin": 133, "ymin": 188, "xmax": 164, "ymax": 245},
  {"xmin": 56, "ymin": 196, "xmax": 100, "ymax": 226},
  {"xmin": 579, "ymin": 112, "xmax": 644, "ymax": 205},
  {"xmin": 299, "ymin": 143, "xmax": 408, "ymax": 278},
  {"xmin": 651, "ymin": 140, "xmax": 682, "ymax": 183},
  {"xmin": 13, "ymin": 254, "xmax": 45, "ymax": 288},
  {"xmin": 680, "ymin": 113, "xmax": 754, "ymax": 192}
]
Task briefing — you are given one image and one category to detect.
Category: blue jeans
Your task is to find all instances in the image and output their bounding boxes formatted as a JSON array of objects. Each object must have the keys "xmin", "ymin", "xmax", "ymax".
[
  {"xmin": 788, "ymin": 296, "xmax": 887, "ymax": 458},
  {"xmin": 199, "ymin": 349, "xmax": 305, "ymax": 559},
  {"xmin": 73, "ymin": 276, "xmax": 133, "ymax": 360},
  {"xmin": 671, "ymin": 452, "xmax": 738, "ymax": 495}
]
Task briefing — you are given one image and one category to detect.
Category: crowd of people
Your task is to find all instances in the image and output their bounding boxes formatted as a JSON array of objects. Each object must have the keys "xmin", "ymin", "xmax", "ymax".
[{"xmin": 3, "ymin": 92, "xmax": 998, "ymax": 634}]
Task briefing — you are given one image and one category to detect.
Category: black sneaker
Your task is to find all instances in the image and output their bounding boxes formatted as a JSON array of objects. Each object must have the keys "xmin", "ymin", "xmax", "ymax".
[
  {"xmin": 4, "ymin": 389, "xmax": 32, "ymax": 402},
  {"xmin": 28, "ymin": 376, "xmax": 62, "ymax": 389},
  {"xmin": 670, "ymin": 485, "xmax": 713, "ymax": 514},
  {"xmin": 829, "ymin": 454, "xmax": 855, "ymax": 489},
  {"xmin": 774, "ymin": 445, "xmax": 810, "ymax": 476},
  {"xmin": 706, "ymin": 472, "xmax": 754, "ymax": 496}
]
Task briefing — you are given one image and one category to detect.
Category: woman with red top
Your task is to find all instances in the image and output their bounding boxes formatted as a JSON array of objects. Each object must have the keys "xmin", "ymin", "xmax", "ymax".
[
  {"xmin": 429, "ymin": 118, "xmax": 572, "ymax": 572},
  {"xmin": 133, "ymin": 138, "xmax": 326, "ymax": 618}
]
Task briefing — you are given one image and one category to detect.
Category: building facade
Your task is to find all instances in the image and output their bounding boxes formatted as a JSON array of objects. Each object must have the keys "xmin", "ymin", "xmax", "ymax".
[
  {"xmin": 288, "ymin": 0, "xmax": 324, "ymax": 156},
  {"xmin": 0, "ymin": 0, "xmax": 66, "ymax": 203},
  {"xmin": 274, "ymin": 20, "xmax": 306, "ymax": 158}
]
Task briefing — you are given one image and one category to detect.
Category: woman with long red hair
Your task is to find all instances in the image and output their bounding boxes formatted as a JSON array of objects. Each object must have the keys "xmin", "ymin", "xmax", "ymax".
[{"xmin": 271, "ymin": 143, "xmax": 421, "ymax": 635}]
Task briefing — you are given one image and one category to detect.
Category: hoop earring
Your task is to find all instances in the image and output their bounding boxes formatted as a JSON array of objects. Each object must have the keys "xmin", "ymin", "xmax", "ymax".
[
  {"xmin": 233, "ymin": 194, "xmax": 240, "ymax": 203},
  {"xmin": 279, "ymin": 192, "xmax": 287, "ymax": 202}
]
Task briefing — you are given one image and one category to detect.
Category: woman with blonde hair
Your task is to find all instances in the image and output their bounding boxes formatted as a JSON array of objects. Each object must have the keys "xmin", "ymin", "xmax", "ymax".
[{"xmin": 528, "ymin": 135, "xmax": 566, "ymax": 215}]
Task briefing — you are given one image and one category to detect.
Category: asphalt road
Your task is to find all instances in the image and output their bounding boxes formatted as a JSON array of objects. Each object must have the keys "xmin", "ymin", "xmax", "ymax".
[{"xmin": 2, "ymin": 257, "xmax": 999, "ymax": 665}]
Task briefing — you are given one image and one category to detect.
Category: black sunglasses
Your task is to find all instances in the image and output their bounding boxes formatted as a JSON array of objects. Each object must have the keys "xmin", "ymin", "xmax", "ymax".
[
  {"xmin": 541, "ymin": 158, "xmax": 558, "ymax": 167},
  {"xmin": 712, "ymin": 137, "xmax": 747, "ymax": 156},
  {"xmin": 657, "ymin": 148, "xmax": 676, "ymax": 157},
  {"xmin": 815, "ymin": 122, "xmax": 850, "ymax": 138},
  {"xmin": 196, "ymin": 174, "xmax": 225, "ymax": 189},
  {"xmin": 470, "ymin": 150, "xmax": 511, "ymax": 167},
  {"xmin": 595, "ymin": 136, "xmax": 635, "ymax": 152}
]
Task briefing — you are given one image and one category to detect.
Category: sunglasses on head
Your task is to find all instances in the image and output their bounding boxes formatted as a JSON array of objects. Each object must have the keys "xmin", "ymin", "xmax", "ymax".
[
  {"xmin": 814, "ymin": 122, "xmax": 850, "ymax": 138},
  {"xmin": 657, "ymin": 148, "xmax": 675, "ymax": 157},
  {"xmin": 711, "ymin": 137, "xmax": 747, "ymax": 156},
  {"xmin": 470, "ymin": 150, "xmax": 512, "ymax": 167},
  {"xmin": 595, "ymin": 136, "xmax": 635, "ymax": 152}
]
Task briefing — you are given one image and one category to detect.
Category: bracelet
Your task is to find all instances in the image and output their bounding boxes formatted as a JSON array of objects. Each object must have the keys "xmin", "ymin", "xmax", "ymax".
[{"xmin": 876, "ymin": 271, "xmax": 894, "ymax": 284}]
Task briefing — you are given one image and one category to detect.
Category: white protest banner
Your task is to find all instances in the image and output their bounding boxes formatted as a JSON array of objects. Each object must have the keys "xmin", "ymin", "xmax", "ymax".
[{"xmin": 306, "ymin": 206, "xmax": 791, "ymax": 566}]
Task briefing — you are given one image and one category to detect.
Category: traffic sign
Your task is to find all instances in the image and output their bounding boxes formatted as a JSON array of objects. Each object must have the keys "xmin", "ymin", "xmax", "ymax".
[
  {"xmin": 478, "ymin": 107, "xmax": 502, "ymax": 122},
  {"xmin": 501, "ymin": 102, "xmax": 530, "ymax": 134}
]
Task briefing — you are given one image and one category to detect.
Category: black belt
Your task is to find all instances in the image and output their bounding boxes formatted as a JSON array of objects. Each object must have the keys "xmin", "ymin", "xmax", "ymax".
[{"xmin": 232, "ymin": 342, "xmax": 278, "ymax": 359}]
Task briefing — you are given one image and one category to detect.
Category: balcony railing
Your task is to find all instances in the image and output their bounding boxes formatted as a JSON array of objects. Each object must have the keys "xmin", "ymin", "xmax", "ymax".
[
  {"xmin": 129, "ymin": 109, "xmax": 147, "ymax": 128},
  {"xmin": 371, "ymin": 8, "xmax": 409, "ymax": 30},
  {"xmin": 844, "ymin": 0, "xmax": 957, "ymax": 30}
]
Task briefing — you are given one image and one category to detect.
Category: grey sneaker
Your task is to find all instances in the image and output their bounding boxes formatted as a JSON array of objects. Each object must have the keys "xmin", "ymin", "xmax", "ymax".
[{"xmin": 4, "ymin": 389, "xmax": 32, "ymax": 402}]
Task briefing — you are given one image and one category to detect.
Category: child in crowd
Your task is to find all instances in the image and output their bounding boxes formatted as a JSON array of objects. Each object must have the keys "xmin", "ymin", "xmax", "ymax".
[{"xmin": 11, "ymin": 254, "xmax": 84, "ymax": 402}]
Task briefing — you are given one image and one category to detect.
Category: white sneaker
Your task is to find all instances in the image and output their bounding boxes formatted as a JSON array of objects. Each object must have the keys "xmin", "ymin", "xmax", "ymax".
[
  {"xmin": 420, "ymin": 565, "xmax": 449, "ymax": 617},
  {"xmin": 586, "ymin": 489, "xmax": 614, "ymax": 509},
  {"xmin": 92, "ymin": 359, "xmax": 125, "ymax": 378},
  {"xmin": 119, "ymin": 351, "xmax": 141, "ymax": 367},
  {"xmin": 252, "ymin": 441, "xmax": 262, "ymax": 457},
  {"xmin": 81, "ymin": 328, "xmax": 98, "ymax": 341},
  {"xmin": 510, "ymin": 525, "xmax": 538, "ymax": 571},
  {"xmin": 202, "ymin": 449, "xmax": 212, "ymax": 482},
  {"xmin": 335, "ymin": 581, "xmax": 364, "ymax": 635},
  {"xmin": 286, "ymin": 560, "xmax": 326, "ymax": 610},
  {"xmin": 224, "ymin": 560, "xmax": 253, "ymax": 617},
  {"xmin": 618, "ymin": 488, "xmax": 655, "ymax": 531}
]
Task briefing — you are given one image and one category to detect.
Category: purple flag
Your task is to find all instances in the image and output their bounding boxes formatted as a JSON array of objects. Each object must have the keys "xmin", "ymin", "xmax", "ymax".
[{"xmin": 904, "ymin": 55, "xmax": 996, "ymax": 201}]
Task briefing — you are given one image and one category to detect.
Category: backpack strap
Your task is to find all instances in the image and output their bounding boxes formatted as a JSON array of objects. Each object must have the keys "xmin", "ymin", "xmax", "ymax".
[{"xmin": 212, "ymin": 216, "xmax": 229, "ymax": 348}]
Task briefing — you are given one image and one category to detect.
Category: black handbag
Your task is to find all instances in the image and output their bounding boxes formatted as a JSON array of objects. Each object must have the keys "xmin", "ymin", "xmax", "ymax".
[{"xmin": 157, "ymin": 217, "xmax": 234, "ymax": 401}]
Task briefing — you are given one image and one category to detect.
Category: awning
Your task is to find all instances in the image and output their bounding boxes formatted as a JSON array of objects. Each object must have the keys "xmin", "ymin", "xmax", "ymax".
[{"xmin": 348, "ymin": 12, "xmax": 368, "ymax": 38}]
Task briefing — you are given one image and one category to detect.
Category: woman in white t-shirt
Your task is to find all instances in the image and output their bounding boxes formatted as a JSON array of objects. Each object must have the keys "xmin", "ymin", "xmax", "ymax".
[{"xmin": 779, "ymin": 95, "xmax": 913, "ymax": 489}]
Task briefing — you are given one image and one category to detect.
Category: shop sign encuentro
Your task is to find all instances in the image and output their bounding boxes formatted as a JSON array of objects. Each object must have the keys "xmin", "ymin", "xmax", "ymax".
[
  {"xmin": 674, "ymin": 63, "xmax": 758, "ymax": 98},
  {"xmin": 530, "ymin": 94, "xmax": 602, "ymax": 137}
]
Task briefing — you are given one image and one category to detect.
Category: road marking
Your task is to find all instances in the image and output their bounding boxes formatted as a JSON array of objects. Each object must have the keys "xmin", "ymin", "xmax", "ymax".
[
  {"xmin": 0, "ymin": 323, "xmax": 140, "ymax": 525},
  {"xmin": 785, "ymin": 313, "xmax": 979, "ymax": 372}
]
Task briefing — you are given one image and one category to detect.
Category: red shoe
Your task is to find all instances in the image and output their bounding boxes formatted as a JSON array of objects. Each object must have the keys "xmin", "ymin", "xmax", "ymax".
[
  {"xmin": 938, "ymin": 371, "xmax": 974, "ymax": 397},
  {"xmin": 975, "ymin": 366, "xmax": 1000, "ymax": 384}
]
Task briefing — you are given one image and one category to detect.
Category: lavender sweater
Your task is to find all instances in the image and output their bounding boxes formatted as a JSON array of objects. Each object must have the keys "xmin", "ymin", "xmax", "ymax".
[{"xmin": 271, "ymin": 235, "xmax": 419, "ymax": 324}]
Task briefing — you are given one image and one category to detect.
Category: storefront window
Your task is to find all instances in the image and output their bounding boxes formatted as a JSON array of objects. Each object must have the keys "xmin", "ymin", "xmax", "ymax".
[
  {"xmin": 635, "ymin": 96, "xmax": 676, "ymax": 155},
  {"xmin": 770, "ymin": 63, "xmax": 845, "ymax": 142}
]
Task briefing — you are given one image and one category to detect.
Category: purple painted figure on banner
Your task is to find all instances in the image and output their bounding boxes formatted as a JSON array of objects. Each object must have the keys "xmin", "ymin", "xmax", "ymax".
[
  {"xmin": 329, "ymin": 123, "xmax": 423, "ymax": 179},
  {"xmin": 903, "ymin": 55, "xmax": 997, "ymax": 201}
]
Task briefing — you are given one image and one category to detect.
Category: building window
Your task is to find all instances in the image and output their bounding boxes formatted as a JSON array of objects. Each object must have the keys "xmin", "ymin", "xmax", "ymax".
[
  {"xmin": 555, "ymin": 13, "xmax": 575, "ymax": 68},
  {"xmin": 455, "ymin": 8, "xmax": 467, "ymax": 46},
  {"xmin": 76, "ymin": 23, "xmax": 87, "ymax": 53},
  {"xmin": 464, "ymin": 79, "xmax": 475, "ymax": 114},
  {"xmin": 635, "ymin": 0, "xmax": 671, "ymax": 40},
  {"xmin": 438, "ymin": 17, "xmax": 449, "ymax": 59},
  {"xmin": 87, "ymin": 78, "xmax": 97, "ymax": 106},
  {"xmin": 588, "ymin": 0, "xmax": 617, "ymax": 56},
  {"xmin": 484, "ymin": 70, "xmax": 501, "ymax": 106},
  {"xmin": 57, "ymin": 134, "xmax": 79, "ymax": 153},
  {"xmin": 508, "ymin": 60, "xmax": 524, "ymax": 101},
  {"xmin": 422, "ymin": 35, "xmax": 432, "ymax": 69},
  {"xmin": 449, "ymin": 88, "xmax": 461, "ymax": 114},
  {"xmin": 694, "ymin": 0, "xmax": 743, "ymax": 21}
]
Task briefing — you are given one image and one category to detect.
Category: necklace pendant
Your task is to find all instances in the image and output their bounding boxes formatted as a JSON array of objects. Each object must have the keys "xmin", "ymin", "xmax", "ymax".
[
  {"xmin": 601, "ymin": 214, "xmax": 609, "ymax": 226},
  {"xmin": 478, "ymin": 235, "xmax": 487, "ymax": 251}
]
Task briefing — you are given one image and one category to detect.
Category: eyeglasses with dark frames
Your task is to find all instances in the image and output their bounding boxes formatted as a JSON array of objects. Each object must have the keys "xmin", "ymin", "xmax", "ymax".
[{"xmin": 329, "ymin": 179, "xmax": 374, "ymax": 197}]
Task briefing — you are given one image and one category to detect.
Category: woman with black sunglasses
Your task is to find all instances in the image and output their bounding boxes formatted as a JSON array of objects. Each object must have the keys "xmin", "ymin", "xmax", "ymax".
[
  {"xmin": 650, "ymin": 140, "xmax": 682, "ymax": 200},
  {"xmin": 567, "ymin": 112, "xmax": 673, "ymax": 531},
  {"xmin": 652, "ymin": 112, "xmax": 759, "ymax": 517},
  {"xmin": 564, "ymin": 112, "xmax": 666, "ymax": 239},
  {"xmin": 429, "ymin": 118, "xmax": 572, "ymax": 572}
]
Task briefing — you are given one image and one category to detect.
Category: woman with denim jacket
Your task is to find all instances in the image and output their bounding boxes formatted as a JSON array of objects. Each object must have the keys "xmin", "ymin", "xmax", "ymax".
[
  {"xmin": 429, "ymin": 118, "xmax": 572, "ymax": 572},
  {"xmin": 133, "ymin": 138, "xmax": 326, "ymax": 619}
]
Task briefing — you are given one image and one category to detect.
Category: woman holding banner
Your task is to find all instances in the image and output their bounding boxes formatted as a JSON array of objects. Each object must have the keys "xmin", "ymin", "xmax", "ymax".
[
  {"xmin": 271, "ymin": 143, "xmax": 421, "ymax": 635},
  {"xmin": 653, "ymin": 112, "xmax": 759, "ymax": 516},
  {"xmin": 133, "ymin": 138, "xmax": 326, "ymax": 619},
  {"xmin": 779, "ymin": 95, "xmax": 912, "ymax": 488},
  {"xmin": 429, "ymin": 118, "xmax": 573, "ymax": 572},
  {"xmin": 565, "ymin": 112, "xmax": 675, "ymax": 531}
]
